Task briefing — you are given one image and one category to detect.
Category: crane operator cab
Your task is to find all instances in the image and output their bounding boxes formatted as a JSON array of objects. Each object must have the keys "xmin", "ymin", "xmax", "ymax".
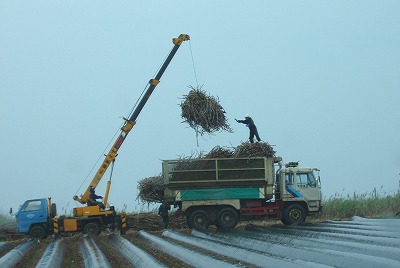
[{"xmin": 74, "ymin": 186, "xmax": 114, "ymax": 217}]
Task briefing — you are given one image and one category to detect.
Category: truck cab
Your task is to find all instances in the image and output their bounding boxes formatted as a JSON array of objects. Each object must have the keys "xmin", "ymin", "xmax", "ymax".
[
  {"xmin": 280, "ymin": 167, "xmax": 322, "ymax": 211},
  {"xmin": 275, "ymin": 164, "xmax": 322, "ymax": 224},
  {"xmin": 15, "ymin": 198, "xmax": 56, "ymax": 239}
]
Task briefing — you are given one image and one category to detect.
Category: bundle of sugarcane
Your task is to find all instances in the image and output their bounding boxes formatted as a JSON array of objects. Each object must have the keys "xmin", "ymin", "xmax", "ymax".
[
  {"xmin": 234, "ymin": 141, "xmax": 275, "ymax": 158},
  {"xmin": 171, "ymin": 154, "xmax": 205, "ymax": 171},
  {"xmin": 180, "ymin": 86, "xmax": 232, "ymax": 135},
  {"xmin": 136, "ymin": 175, "xmax": 164, "ymax": 203},
  {"xmin": 127, "ymin": 213, "xmax": 160, "ymax": 231},
  {"xmin": 169, "ymin": 211, "xmax": 188, "ymax": 228},
  {"xmin": 126, "ymin": 212, "xmax": 187, "ymax": 230},
  {"xmin": 205, "ymin": 146, "xmax": 234, "ymax": 158}
]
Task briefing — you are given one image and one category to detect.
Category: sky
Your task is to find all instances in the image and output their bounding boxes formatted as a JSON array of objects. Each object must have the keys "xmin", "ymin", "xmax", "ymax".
[{"xmin": 1, "ymin": 1, "xmax": 399, "ymax": 215}]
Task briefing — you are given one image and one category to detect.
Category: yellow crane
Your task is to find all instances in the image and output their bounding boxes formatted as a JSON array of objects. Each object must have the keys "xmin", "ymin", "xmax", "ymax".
[{"xmin": 66, "ymin": 34, "xmax": 190, "ymax": 235}]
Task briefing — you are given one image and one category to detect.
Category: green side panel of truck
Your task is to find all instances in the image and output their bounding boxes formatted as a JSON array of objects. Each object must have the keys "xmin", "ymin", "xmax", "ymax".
[{"xmin": 180, "ymin": 188, "xmax": 261, "ymax": 201}]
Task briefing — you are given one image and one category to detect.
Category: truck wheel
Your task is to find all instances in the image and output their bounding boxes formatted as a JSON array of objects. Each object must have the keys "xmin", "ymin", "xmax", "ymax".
[
  {"xmin": 84, "ymin": 222, "xmax": 101, "ymax": 236},
  {"xmin": 282, "ymin": 204, "xmax": 306, "ymax": 225},
  {"xmin": 29, "ymin": 225, "xmax": 47, "ymax": 239},
  {"xmin": 280, "ymin": 217, "xmax": 289, "ymax": 225},
  {"xmin": 216, "ymin": 207, "xmax": 239, "ymax": 229},
  {"xmin": 187, "ymin": 210, "xmax": 209, "ymax": 229}
]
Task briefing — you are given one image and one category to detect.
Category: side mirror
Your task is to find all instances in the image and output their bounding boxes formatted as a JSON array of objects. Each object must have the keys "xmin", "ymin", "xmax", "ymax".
[{"xmin": 9, "ymin": 207, "xmax": 12, "ymax": 214}]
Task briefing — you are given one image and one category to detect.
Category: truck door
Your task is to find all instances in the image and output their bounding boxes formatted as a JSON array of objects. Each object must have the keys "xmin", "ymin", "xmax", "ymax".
[{"xmin": 16, "ymin": 199, "xmax": 47, "ymax": 233}]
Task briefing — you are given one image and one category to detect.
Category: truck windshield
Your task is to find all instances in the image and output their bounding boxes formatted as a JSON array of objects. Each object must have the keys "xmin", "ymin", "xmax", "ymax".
[
  {"xmin": 22, "ymin": 200, "xmax": 41, "ymax": 212},
  {"xmin": 296, "ymin": 172, "xmax": 316, "ymax": 188}
]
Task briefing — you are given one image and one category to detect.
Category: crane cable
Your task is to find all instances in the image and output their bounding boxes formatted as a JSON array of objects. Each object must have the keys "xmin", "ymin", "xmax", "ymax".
[
  {"xmin": 189, "ymin": 40, "xmax": 199, "ymax": 87},
  {"xmin": 188, "ymin": 39, "xmax": 201, "ymax": 146},
  {"xmin": 74, "ymin": 46, "xmax": 176, "ymax": 197}
]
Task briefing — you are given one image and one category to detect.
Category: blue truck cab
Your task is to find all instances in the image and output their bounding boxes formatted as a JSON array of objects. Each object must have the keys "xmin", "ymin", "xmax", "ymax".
[{"xmin": 15, "ymin": 198, "xmax": 55, "ymax": 239}]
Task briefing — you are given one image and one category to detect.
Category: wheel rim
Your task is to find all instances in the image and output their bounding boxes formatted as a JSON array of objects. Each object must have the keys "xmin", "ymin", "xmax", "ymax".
[
  {"xmin": 221, "ymin": 211, "xmax": 234, "ymax": 225},
  {"xmin": 193, "ymin": 214, "xmax": 206, "ymax": 227},
  {"xmin": 217, "ymin": 208, "xmax": 238, "ymax": 229},
  {"xmin": 289, "ymin": 208, "xmax": 301, "ymax": 221},
  {"xmin": 188, "ymin": 210, "xmax": 209, "ymax": 229}
]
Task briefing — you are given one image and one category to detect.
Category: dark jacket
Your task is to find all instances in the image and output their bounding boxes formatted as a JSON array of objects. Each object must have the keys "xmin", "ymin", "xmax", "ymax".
[
  {"xmin": 158, "ymin": 203, "xmax": 171, "ymax": 217},
  {"xmin": 89, "ymin": 192, "xmax": 102, "ymax": 201},
  {"xmin": 237, "ymin": 117, "xmax": 257, "ymax": 129}
]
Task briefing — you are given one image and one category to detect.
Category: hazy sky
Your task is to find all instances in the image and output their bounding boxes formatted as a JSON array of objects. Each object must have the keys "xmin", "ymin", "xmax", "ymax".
[{"xmin": 1, "ymin": 1, "xmax": 399, "ymax": 215}]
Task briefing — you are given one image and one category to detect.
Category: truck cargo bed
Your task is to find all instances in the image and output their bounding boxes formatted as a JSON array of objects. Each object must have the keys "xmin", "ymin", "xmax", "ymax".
[{"xmin": 163, "ymin": 157, "xmax": 275, "ymax": 190}]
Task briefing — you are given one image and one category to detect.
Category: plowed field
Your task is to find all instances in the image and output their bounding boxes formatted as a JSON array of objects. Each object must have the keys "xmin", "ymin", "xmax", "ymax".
[{"xmin": 1, "ymin": 217, "xmax": 399, "ymax": 268}]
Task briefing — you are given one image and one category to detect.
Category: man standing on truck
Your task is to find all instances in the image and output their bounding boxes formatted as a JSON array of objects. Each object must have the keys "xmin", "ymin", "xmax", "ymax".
[
  {"xmin": 235, "ymin": 114, "xmax": 261, "ymax": 143},
  {"xmin": 88, "ymin": 186, "xmax": 105, "ymax": 210},
  {"xmin": 158, "ymin": 202, "xmax": 171, "ymax": 229}
]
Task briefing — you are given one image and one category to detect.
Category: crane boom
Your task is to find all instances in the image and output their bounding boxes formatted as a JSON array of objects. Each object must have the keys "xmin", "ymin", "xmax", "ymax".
[{"xmin": 73, "ymin": 34, "xmax": 190, "ymax": 205}]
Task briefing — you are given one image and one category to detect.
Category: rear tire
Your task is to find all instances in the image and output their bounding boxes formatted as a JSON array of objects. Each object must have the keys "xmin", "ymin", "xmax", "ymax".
[
  {"xmin": 216, "ymin": 207, "xmax": 239, "ymax": 229},
  {"xmin": 84, "ymin": 222, "xmax": 101, "ymax": 236},
  {"xmin": 29, "ymin": 225, "xmax": 47, "ymax": 239},
  {"xmin": 187, "ymin": 210, "xmax": 209, "ymax": 229},
  {"xmin": 282, "ymin": 204, "xmax": 306, "ymax": 225},
  {"xmin": 280, "ymin": 217, "xmax": 289, "ymax": 225}
]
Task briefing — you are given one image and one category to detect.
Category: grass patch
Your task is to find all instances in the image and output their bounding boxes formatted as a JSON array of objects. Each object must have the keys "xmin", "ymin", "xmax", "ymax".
[{"xmin": 317, "ymin": 192, "xmax": 400, "ymax": 220}]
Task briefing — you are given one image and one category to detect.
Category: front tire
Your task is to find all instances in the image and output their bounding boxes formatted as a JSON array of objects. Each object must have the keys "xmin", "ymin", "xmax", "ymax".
[
  {"xmin": 187, "ymin": 210, "xmax": 209, "ymax": 229},
  {"xmin": 29, "ymin": 225, "xmax": 47, "ymax": 239},
  {"xmin": 282, "ymin": 204, "xmax": 306, "ymax": 225}
]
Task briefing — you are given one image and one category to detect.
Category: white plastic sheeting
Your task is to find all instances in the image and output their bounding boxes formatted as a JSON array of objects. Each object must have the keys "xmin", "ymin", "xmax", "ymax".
[
  {"xmin": 138, "ymin": 230, "xmax": 240, "ymax": 268},
  {"xmin": 192, "ymin": 227, "xmax": 400, "ymax": 268},
  {"xmin": 243, "ymin": 223, "xmax": 400, "ymax": 262},
  {"xmin": 80, "ymin": 236, "xmax": 111, "ymax": 268},
  {"xmin": 36, "ymin": 239, "xmax": 65, "ymax": 268},
  {"xmin": 0, "ymin": 239, "xmax": 37, "ymax": 267},
  {"xmin": 108, "ymin": 234, "xmax": 166, "ymax": 268},
  {"xmin": 162, "ymin": 230, "xmax": 325, "ymax": 268}
]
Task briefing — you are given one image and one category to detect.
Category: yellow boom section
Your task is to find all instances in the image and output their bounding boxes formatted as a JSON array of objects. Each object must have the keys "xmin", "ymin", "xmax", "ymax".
[{"xmin": 73, "ymin": 120, "xmax": 135, "ymax": 204}]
